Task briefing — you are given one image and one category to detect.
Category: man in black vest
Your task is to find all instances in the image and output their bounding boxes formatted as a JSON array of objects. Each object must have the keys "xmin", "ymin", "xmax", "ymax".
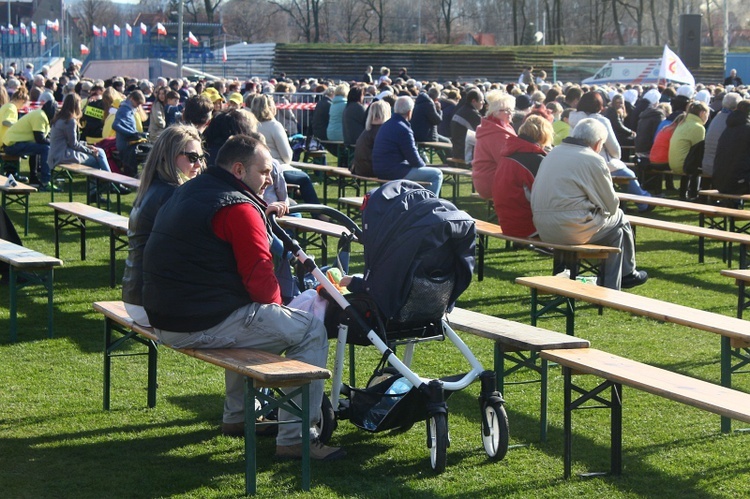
[{"xmin": 142, "ymin": 135, "xmax": 345, "ymax": 461}]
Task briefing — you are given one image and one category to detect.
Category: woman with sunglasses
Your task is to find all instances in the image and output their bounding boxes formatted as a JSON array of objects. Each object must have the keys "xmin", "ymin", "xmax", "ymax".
[{"xmin": 122, "ymin": 124, "xmax": 204, "ymax": 326}]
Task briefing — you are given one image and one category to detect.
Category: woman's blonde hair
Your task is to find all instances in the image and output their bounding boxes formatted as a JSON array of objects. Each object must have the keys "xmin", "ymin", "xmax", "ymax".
[
  {"xmin": 519, "ymin": 114, "xmax": 554, "ymax": 148},
  {"xmin": 249, "ymin": 94, "xmax": 276, "ymax": 122},
  {"xmin": 485, "ymin": 90, "xmax": 516, "ymax": 118},
  {"xmin": 134, "ymin": 124, "xmax": 203, "ymax": 207},
  {"xmin": 365, "ymin": 100, "xmax": 392, "ymax": 130}
]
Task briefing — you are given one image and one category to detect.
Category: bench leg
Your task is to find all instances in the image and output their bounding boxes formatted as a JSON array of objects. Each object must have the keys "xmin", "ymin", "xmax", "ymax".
[
  {"xmin": 476, "ymin": 234, "xmax": 487, "ymax": 281},
  {"xmin": 103, "ymin": 318, "xmax": 159, "ymax": 410},
  {"xmin": 45, "ymin": 268, "xmax": 54, "ymax": 339},
  {"xmin": 9, "ymin": 266, "xmax": 18, "ymax": 342},
  {"xmin": 562, "ymin": 367, "xmax": 623, "ymax": 478},
  {"xmin": 245, "ymin": 380, "xmax": 312, "ymax": 494}
]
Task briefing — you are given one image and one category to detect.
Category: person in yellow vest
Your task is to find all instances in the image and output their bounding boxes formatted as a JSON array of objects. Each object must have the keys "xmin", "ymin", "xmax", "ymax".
[
  {"xmin": 0, "ymin": 86, "xmax": 29, "ymax": 146},
  {"xmin": 2, "ymin": 100, "xmax": 58, "ymax": 190}
]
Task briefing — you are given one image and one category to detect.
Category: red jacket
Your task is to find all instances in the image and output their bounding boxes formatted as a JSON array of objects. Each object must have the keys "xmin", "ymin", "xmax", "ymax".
[
  {"xmin": 649, "ymin": 125, "xmax": 676, "ymax": 165},
  {"xmin": 472, "ymin": 117, "xmax": 517, "ymax": 199},
  {"xmin": 492, "ymin": 135, "xmax": 546, "ymax": 238}
]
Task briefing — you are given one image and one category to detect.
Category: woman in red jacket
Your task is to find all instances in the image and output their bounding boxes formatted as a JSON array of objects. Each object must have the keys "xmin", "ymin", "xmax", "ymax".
[{"xmin": 492, "ymin": 115, "xmax": 554, "ymax": 238}]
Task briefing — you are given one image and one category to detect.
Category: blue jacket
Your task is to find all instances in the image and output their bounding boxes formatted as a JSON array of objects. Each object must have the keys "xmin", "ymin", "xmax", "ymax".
[
  {"xmin": 326, "ymin": 95, "xmax": 346, "ymax": 142},
  {"xmin": 113, "ymin": 99, "xmax": 142, "ymax": 151},
  {"xmin": 372, "ymin": 114, "xmax": 425, "ymax": 180}
]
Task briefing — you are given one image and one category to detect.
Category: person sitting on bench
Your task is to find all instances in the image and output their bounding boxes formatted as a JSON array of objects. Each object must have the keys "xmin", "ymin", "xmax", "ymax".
[
  {"xmin": 530, "ymin": 118, "xmax": 648, "ymax": 290},
  {"xmin": 142, "ymin": 134, "xmax": 345, "ymax": 461}
]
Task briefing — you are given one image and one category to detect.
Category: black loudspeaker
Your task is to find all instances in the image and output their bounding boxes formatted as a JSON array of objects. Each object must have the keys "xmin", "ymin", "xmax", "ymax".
[{"xmin": 679, "ymin": 14, "xmax": 702, "ymax": 68}]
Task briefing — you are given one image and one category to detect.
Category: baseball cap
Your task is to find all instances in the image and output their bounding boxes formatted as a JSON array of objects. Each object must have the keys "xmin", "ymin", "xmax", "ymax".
[
  {"xmin": 202, "ymin": 87, "xmax": 225, "ymax": 103},
  {"xmin": 228, "ymin": 92, "xmax": 243, "ymax": 106}
]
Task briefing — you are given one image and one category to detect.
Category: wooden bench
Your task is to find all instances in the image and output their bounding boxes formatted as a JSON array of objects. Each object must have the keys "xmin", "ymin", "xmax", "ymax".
[
  {"xmin": 474, "ymin": 219, "xmax": 620, "ymax": 284},
  {"xmin": 51, "ymin": 163, "xmax": 140, "ymax": 214},
  {"xmin": 699, "ymin": 189, "xmax": 750, "ymax": 209},
  {"xmin": 433, "ymin": 164, "xmax": 472, "ymax": 204},
  {"xmin": 1, "ymin": 173, "xmax": 37, "ymax": 235},
  {"xmin": 446, "ymin": 307, "xmax": 590, "ymax": 442},
  {"xmin": 0, "ymin": 238, "xmax": 63, "ymax": 342},
  {"xmin": 515, "ymin": 275, "xmax": 750, "ymax": 433},
  {"xmin": 541, "ymin": 347, "xmax": 750, "ymax": 478},
  {"xmin": 720, "ymin": 268, "xmax": 750, "ymax": 318},
  {"xmin": 617, "ymin": 193, "xmax": 750, "ymax": 234},
  {"xmin": 50, "ymin": 202, "xmax": 129, "ymax": 288},
  {"xmin": 417, "ymin": 141, "xmax": 452, "ymax": 163},
  {"xmin": 628, "ymin": 215, "xmax": 750, "ymax": 268},
  {"xmin": 93, "ymin": 300, "xmax": 331, "ymax": 494}
]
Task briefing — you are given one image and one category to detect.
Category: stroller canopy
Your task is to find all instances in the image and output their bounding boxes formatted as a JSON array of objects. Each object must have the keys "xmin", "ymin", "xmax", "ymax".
[{"xmin": 360, "ymin": 180, "xmax": 476, "ymax": 321}]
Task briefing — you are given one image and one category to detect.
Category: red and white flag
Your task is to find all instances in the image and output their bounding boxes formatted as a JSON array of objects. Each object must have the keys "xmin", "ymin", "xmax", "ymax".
[
  {"xmin": 102, "ymin": 26, "xmax": 107, "ymax": 37},
  {"xmin": 93, "ymin": 25, "xmax": 101, "ymax": 37},
  {"xmin": 39, "ymin": 32, "xmax": 47, "ymax": 46},
  {"xmin": 140, "ymin": 22, "xmax": 147, "ymax": 35},
  {"xmin": 7, "ymin": 24, "xmax": 16, "ymax": 35},
  {"xmin": 47, "ymin": 19, "xmax": 59, "ymax": 31},
  {"xmin": 113, "ymin": 24, "xmax": 121, "ymax": 36},
  {"xmin": 20, "ymin": 22, "xmax": 27, "ymax": 36},
  {"xmin": 125, "ymin": 23, "xmax": 132, "ymax": 37},
  {"xmin": 156, "ymin": 23, "xmax": 166, "ymax": 36},
  {"xmin": 222, "ymin": 44, "xmax": 227, "ymax": 62},
  {"xmin": 658, "ymin": 44, "xmax": 695, "ymax": 87},
  {"xmin": 30, "ymin": 21, "xmax": 37, "ymax": 35},
  {"xmin": 80, "ymin": 44, "xmax": 90, "ymax": 55},
  {"xmin": 188, "ymin": 31, "xmax": 199, "ymax": 47}
]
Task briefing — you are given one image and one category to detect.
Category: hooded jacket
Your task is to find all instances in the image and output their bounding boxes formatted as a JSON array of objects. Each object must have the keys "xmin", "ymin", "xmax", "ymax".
[
  {"xmin": 713, "ymin": 109, "xmax": 750, "ymax": 194},
  {"xmin": 472, "ymin": 117, "xmax": 517, "ymax": 199},
  {"xmin": 492, "ymin": 134, "xmax": 546, "ymax": 238}
]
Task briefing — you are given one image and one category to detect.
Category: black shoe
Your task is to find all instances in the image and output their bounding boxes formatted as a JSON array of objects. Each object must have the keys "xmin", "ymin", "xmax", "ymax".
[{"xmin": 621, "ymin": 270, "xmax": 648, "ymax": 289}]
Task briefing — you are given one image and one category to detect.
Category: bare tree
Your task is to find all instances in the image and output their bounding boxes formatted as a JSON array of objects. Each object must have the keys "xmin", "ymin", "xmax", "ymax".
[
  {"xmin": 434, "ymin": 0, "xmax": 460, "ymax": 43},
  {"xmin": 361, "ymin": 0, "xmax": 389, "ymax": 43},
  {"xmin": 222, "ymin": 0, "xmax": 285, "ymax": 42},
  {"xmin": 72, "ymin": 0, "xmax": 117, "ymax": 43},
  {"xmin": 270, "ymin": 0, "xmax": 323, "ymax": 42}
]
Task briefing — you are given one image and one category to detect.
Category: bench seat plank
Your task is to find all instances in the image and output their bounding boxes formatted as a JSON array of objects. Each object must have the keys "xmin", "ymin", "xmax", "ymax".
[
  {"xmin": 1, "ymin": 174, "xmax": 37, "ymax": 235},
  {"xmin": 0, "ymin": 238, "xmax": 63, "ymax": 268},
  {"xmin": 447, "ymin": 307, "xmax": 589, "ymax": 351},
  {"xmin": 541, "ymin": 347, "xmax": 750, "ymax": 478},
  {"xmin": 542, "ymin": 348, "xmax": 750, "ymax": 423}
]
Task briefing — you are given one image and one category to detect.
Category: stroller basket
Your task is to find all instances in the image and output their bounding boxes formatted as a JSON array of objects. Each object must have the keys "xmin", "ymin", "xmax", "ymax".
[
  {"xmin": 394, "ymin": 271, "xmax": 455, "ymax": 324},
  {"xmin": 347, "ymin": 373, "xmax": 462, "ymax": 433}
]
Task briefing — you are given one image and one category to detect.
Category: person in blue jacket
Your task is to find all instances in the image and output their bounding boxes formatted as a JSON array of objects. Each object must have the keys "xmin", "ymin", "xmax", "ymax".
[{"xmin": 372, "ymin": 96, "xmax": 443, "ymax": 195}]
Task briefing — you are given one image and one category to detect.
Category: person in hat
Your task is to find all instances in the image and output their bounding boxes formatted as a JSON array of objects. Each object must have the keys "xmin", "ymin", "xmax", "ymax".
[
  {"xmin": 227, "ymin": 92, "xmax": 244, "ymax": 110},
  {"xmin": 202, "ymin": 87, "xmax": 225, "ymax": 115}
]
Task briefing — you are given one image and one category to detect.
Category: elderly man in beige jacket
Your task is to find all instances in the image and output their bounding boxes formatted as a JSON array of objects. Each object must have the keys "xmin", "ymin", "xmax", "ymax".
[{"xmin": 530, "ymin": 118, "xmax": 648, "ymax": 290}]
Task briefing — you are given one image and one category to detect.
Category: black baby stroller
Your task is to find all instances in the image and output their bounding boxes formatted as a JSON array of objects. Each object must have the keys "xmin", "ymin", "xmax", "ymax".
[{"xmin": 270, "ymin": 180, "xmax": 509, "ymax": 473}]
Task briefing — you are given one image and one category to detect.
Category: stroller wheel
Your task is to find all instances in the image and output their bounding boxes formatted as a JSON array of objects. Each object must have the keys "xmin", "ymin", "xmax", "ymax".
[
  {"xmin": 481, "ymin": 400, "xmax": 509, "ymax": 461},
  {"xmin": 316, "ymin": 395, "xmax": 337, "ymax": 444},
  {"xmin": 427, "ymin": 413, "xmax": 448, "ymax": 473}
]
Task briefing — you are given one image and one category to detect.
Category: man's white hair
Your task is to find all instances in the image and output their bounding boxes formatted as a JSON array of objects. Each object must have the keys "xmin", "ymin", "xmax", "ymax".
[
  {"xmin": 394, "ymin": 95, "xmax": 414, "ymax": 116},
  {"xmin": 723, "ymin": 92, "xmax": 743, "ymax": 110},
  {"xmin": 570, "ymin": 118, "xmax": 608, "ymax": 148}
]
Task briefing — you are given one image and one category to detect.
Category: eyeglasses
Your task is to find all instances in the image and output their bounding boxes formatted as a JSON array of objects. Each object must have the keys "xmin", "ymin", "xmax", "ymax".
[{"xmin": 181, "ymin": 151, "xmax": 206, "ymax": 164}]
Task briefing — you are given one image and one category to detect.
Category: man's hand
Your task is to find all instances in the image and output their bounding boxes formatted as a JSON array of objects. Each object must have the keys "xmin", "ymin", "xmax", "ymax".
[{"xmin": 266, "ymin": 202, "xmax": 289, "ymax": 217}]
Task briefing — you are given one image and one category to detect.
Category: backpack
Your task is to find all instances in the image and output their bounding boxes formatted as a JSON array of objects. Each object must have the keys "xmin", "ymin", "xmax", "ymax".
[{"xmin": 683, "ymin": 140, "xmax": 705, "ymax": 175}]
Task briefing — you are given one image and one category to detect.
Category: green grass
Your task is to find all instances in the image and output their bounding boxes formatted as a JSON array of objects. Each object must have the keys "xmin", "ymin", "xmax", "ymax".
[{"xmin": 2, "ymin": 172, "xmax": 750, "ymax": 498}]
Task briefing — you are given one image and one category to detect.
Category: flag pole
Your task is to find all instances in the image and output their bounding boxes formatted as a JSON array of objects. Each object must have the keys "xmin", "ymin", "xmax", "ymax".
[{"xmin": 177, "ymin": 0, "xmax": 184, "ymax": 79}]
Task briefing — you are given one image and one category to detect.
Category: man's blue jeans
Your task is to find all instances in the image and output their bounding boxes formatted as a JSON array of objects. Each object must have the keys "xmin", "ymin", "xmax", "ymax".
[{"xmin": 4, "ymin": 142, "xmax": 50, "ymax": 184}]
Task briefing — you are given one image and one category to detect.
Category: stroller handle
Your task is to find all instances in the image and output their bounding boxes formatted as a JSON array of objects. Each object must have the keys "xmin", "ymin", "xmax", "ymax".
[{"xmin": 289, "ymin": 204, "xmax": 364, "ymax": 239}]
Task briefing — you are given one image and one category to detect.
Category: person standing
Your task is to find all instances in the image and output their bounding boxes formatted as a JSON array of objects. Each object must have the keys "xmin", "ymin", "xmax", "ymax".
[{"xmin": 142, "ymin": 134, "xmax": 345, "ymax": 460}]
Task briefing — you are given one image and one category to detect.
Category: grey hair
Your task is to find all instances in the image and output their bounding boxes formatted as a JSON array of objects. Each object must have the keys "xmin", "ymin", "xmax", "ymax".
[
  {"xmin": 393, "ymin": 95, "xmax": 414, "ymax": 116},
  {"xmin": 570, "ymin": 118, "xmax": 608, "ymax": 148},
  {"xmin": 723, "ymin": 92, "xmax": 743, "ymax": 110}
]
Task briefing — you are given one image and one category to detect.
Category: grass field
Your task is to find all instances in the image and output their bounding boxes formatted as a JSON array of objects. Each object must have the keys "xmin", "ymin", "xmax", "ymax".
[{"xmin": 1, "ymin": 171, "xmax": 749, "ymax": 498}]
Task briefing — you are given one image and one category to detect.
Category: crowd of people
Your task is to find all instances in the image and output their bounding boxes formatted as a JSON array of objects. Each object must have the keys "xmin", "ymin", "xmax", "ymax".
[{"xmin": 2, "ymin": 59, "xmax": 749, "ymax": 457}]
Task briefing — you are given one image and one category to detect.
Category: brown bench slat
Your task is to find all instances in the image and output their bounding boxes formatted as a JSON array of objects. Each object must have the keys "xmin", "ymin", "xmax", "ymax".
[{"xmin": 541, "ymin": 347, "xmax": 750, "ymax": 478}]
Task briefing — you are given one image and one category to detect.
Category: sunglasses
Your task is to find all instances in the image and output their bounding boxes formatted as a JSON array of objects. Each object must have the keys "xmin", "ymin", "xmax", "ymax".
[{"xmin": 181, "ymin": 151, "xmax": 206, "ymax": 164}]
